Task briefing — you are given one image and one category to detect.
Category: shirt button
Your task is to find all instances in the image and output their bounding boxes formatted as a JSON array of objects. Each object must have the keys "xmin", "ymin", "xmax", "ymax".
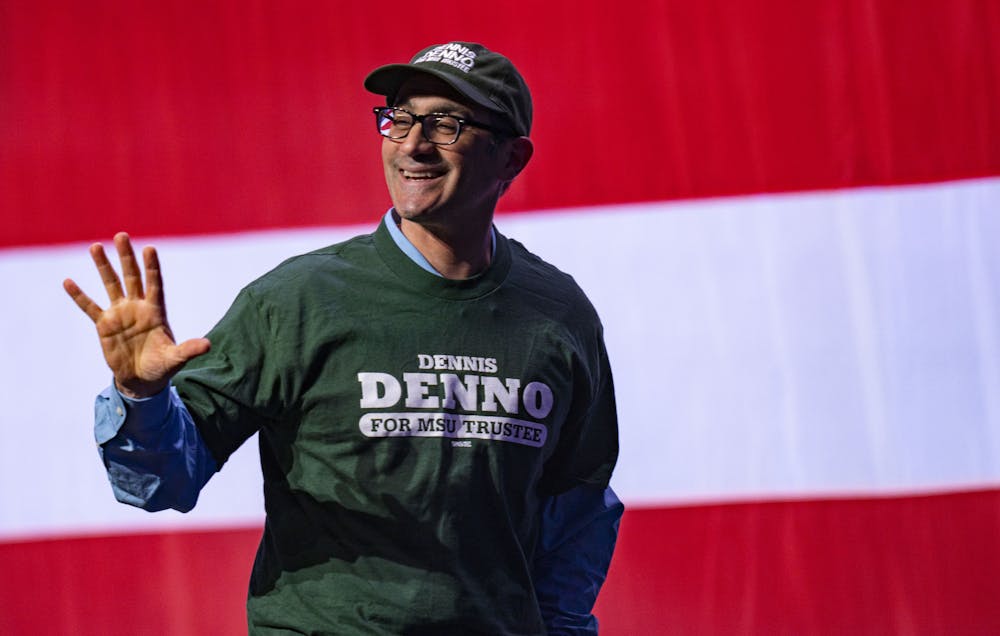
[{"xmin": 116, "ymin": 406, "xmax": 124, "ymax": 417}]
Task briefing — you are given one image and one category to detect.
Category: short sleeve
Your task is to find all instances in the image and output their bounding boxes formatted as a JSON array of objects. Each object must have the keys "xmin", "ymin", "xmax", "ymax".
[{"xmin": 173, "ymin": 286, "xmax": 278, "ymax": 467}]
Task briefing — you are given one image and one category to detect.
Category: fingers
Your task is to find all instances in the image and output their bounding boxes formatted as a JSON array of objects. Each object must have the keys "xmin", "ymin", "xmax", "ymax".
[
  {"xmin": 87, "ymin": 232, "xmax": 152, "ymax": 305},
  {"xmin": 115, "ymin": 232, "xmax": 145, "ymax": 299},
  {"xmin": 71, "ymin": 232, "xmax": 173, "ymax": 330},
  {"xmin": 143, "ymin": 245, "xmax": 166, "ymax": 310},
  {"xmin": 62, "ymin": 278, "xmax": 104, "ymax": 322},
  {"xmin": 89, "ymin": 241, "xmax": 125, "ymax": 303}
]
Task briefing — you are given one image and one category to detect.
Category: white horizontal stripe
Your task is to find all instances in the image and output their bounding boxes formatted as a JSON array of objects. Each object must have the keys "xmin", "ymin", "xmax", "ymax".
[
  {"xmin": 501, "ymin": 178, "xmax": 1000, "ymax": 505},
  {"xmin": 1, "ymin": 178, "xmax": 998, "ymax": 537}
]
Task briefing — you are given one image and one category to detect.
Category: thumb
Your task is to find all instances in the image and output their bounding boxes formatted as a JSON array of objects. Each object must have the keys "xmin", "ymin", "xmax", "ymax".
[{"xmin": 174, "ymin": 337, "xmax": 212, "ymax": 363}]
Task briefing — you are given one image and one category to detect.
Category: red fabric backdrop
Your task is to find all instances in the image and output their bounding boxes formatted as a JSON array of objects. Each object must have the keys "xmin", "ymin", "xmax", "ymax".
[{"xmin": 3, "ymin": 0, "xmax": 997, "ymax": 247}]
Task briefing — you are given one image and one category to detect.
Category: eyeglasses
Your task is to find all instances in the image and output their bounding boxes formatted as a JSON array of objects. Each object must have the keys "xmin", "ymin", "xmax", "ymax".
[{"xmin": 373, "ymin": 106, "xmax": 511, "ymax": 145}]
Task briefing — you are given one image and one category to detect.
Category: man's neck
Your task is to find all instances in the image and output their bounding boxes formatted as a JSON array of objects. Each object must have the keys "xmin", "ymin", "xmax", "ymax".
[{"xmin": 395, "ymin": 213, "xmax": 493, "ymax": 280}]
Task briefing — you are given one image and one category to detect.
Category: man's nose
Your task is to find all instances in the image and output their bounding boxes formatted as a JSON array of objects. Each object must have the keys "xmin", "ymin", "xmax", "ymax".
[{"xmin": 397, "ymin": 121, "xmax": 436, "ymax": 155}]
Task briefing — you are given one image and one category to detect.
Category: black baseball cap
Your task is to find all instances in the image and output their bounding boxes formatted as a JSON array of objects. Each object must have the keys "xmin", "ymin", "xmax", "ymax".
[{"xmin": 364, "ymin": 42, "xmax": 532, "ymax": 137}]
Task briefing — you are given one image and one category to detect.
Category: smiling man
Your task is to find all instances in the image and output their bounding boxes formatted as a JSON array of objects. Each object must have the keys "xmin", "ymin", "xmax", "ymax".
[{"xmin": 65, "ymin": 42, "xmax": 622, "ymax": 635}]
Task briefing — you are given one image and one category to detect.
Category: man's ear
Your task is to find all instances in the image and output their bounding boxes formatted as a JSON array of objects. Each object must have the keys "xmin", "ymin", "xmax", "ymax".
[{"xmin": 501, "ymin": 136, "xmax": 534, "ymax": 181}]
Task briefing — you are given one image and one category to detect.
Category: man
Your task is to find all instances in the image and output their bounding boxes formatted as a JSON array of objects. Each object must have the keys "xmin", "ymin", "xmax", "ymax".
[{"xmin": 64, "ymin": 42, "xmax": 622, "ymax": 635}]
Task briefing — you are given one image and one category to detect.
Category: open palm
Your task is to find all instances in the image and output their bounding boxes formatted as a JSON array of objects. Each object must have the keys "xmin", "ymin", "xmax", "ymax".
[{"xmin": 63, "ymin": 232, "xmax": 210, "ymax": 398}]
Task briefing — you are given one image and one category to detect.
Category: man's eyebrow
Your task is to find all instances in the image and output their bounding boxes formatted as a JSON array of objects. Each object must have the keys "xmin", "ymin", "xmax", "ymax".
[{"xmin": 395, "ymin": 98, "xmax": 472, "ymax": 117}]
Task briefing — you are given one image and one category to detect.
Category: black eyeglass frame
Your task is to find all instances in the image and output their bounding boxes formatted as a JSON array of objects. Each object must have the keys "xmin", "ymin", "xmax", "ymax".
[{"xmin": 373, "ymin": 106, "xmax": 513, "ymax": 145}]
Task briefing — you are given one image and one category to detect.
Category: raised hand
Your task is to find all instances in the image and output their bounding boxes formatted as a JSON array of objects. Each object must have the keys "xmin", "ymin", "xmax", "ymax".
[{"xmin": 63, "ymin": 232, "xmax": 211, "ymax": 398}]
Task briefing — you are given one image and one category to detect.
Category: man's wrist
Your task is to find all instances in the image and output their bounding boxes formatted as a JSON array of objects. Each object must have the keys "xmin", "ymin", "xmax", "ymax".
[{"xmin": 114, "ymin": 378, "xmax": 169, "ymax": 401}]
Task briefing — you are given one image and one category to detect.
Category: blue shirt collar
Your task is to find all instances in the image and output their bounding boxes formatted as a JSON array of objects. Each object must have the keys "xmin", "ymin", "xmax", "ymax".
[{"xmin": 383, "ymin": 208, "xmax": 496, "ymax": 277}]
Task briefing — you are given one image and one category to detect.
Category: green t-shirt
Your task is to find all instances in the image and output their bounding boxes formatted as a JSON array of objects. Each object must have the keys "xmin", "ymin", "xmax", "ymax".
[{"xmin": 174, "ymin": 219, "xmax": 618, "ymax": 635}]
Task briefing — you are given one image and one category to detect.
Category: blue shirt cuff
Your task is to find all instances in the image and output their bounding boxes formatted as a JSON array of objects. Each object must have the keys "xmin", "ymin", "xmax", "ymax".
[{"xmin": 94, "ymin": 382, "xmax": 173, "ymax": 445}]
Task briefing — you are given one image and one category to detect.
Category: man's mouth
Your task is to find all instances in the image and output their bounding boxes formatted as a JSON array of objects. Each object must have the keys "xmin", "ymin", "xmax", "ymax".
[{"xmin": 400, "ymin": 169, "xmax": 444, "ymax": 181}]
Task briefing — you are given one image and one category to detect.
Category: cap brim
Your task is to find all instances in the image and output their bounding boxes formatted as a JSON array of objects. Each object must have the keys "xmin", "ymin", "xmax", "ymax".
[{"xmin": 364, "ymin": 64, "xmax": 501, "ymax": 117}]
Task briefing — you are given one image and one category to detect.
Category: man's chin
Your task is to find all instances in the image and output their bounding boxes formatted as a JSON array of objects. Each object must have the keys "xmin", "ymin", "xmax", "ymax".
[{"xmin": 393, "ymin": 202, "xmax": 440, "ymax": 222}]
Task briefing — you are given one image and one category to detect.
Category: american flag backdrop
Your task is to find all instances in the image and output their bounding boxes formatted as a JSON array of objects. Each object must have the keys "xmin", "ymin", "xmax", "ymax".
[{"xmin": 2, "ymin": 1, "xmax": 999, "ymax": 634}]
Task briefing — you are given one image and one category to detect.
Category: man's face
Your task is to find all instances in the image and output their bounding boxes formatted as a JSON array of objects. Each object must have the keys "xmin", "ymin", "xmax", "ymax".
[{"xmin": 381, "ymin": 75, "xmax": 509, "ymax": 230}]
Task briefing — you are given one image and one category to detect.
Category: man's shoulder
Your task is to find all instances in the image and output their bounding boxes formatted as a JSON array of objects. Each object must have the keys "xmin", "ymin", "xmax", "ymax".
[
  {"xmin": 505, "ymin": 236, "xmax": 601, "ymax": 322},
  {"xmin": 247, "ymin": 230, "xmax": 379, "ymax": 292},
  {"xmin": 507, "ymin": 237, "xmax": 572, "ymax": 282}
]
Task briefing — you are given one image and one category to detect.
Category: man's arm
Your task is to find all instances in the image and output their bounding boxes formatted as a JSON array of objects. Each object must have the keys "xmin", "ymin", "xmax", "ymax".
[
  {"xmin": 95, "ymin": 383, "xmax": 217, "ymax": 512},
  {"xmin": 534, "ymin": 486, "xmax": 624, "ymax": 635}
]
